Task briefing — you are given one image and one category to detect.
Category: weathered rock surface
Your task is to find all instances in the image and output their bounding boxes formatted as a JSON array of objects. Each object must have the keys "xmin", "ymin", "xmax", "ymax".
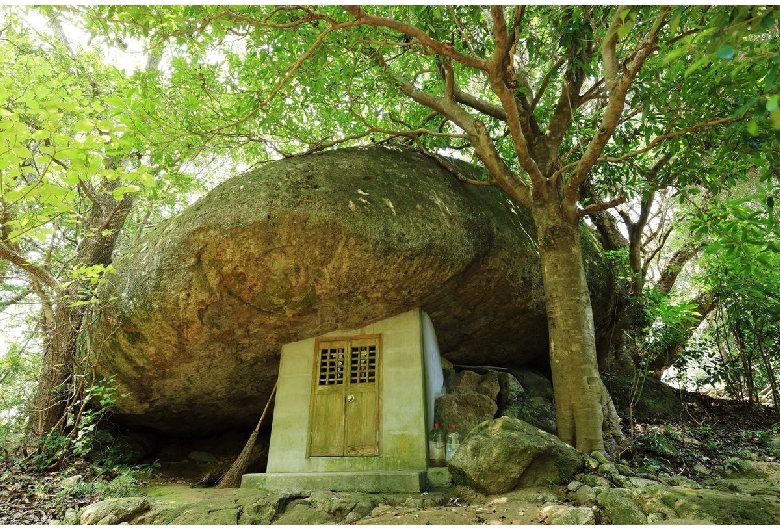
[
  {"xmin": 68, "ymin": 457, "xmax": 780, "ymax": 525},
  {"xmin": 93, "ymin": 146, "xmax": 614, "ymax": 435},
  {"xmin": 500, "ymin": 369, "xmax": 557, "ymax": 434},
  {"xmin": 79, "ymin": 497, "xmax": 149, "ymax": 525},
  {"xmin": 596, "ymin": 487, "xmax": 647, "ymax": 524},
  {"xmin": 434, "ymin": 393, "xmax": 498, "ymax": 439},
  {"xmin": 448, "ymin": 417, "xmax": 582, "ymax": 494},
  {"xmin": 541, "ymin": 505, "xmax": 596, "ymax": 525}
]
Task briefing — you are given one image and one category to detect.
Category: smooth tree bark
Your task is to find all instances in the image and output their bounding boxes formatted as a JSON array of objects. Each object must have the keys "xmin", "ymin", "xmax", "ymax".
[{"xmin": 533, "ymin": 200, "xmax": 605, "ymax": 451}]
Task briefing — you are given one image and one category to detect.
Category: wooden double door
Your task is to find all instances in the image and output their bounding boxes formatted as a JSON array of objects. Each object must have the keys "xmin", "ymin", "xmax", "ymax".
[{"xmin": 309, "ymin": 335, "xmax": 381, "ymax": 457}]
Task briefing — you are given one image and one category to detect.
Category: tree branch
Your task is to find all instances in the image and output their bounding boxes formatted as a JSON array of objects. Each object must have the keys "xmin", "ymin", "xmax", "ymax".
[
  {"xmin": 655, "ymin": 241, "xmax": 704, "ymax": 295},
  {"xmin": 484, "ymin": 8, "xmax": 545, "ymax": 189},
  {"xmin": 447, "ymin": 5, "xmax": 477, "ymax": 57},
  {"xmin": 599, "ymin": 117, "xmax": 737, "ymax": 164},
  {"xmin": 342, "ymin": 6, "xmax": 488, "ymax": 71},
  {"xmin": 0, "ymin": 240, "xmax": 59, "ymax": 289},
  {"xmin": 531, "ymin": 57, "xmax": 566, "ymax": 110},
  {"xmin": 0, "ymin": 287, "xmax": 33, "ymax": 312},
  {"xmin": 205, "ymin": 16, "xmax": 363, "ymax": 139},
  {"xmin": 579, "ymin": 195, "xmax": 626, "ymax": 217},
  {"xmin": 423, "ymin": 150, "xmax": 496, "ymax": 187},
  {"xmin": 452, "ymin": 89, "xmax": 507, "ymax": 121},
  {"xmin": 561, "ymin": 7, "xmax": 671, "ymax": 215}
]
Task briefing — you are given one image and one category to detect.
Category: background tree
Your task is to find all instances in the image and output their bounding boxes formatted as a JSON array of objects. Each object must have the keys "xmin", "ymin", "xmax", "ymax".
[
  {"xmin": 667, "ymin": 173, "xmax": 780, "ymax": 409},
  {"xmin": 62, "ymin": 4, "xmax": 780, "ymax": 454},
  {"xmin": 0, "ymin": 9, "xmax": 216, "ymax": 457}
]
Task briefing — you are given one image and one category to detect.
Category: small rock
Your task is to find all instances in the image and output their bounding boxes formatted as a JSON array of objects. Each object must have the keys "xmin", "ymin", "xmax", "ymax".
[
  {"xmin": 610, "ymin": 474, "xmax": 629, "ymax": 488},
  {"xmin": 581, "ymin": 474, "xmax": 612, "ymax": 488},
  {"xmin": 188, "ymin": 450, "xmax": 218, "ymax": 463},
  {"xmin": 61, "ymin": 474, "xmax": 84, "ymax": 491},
  {"xmin": 80, "ymin": 498, "xmax": 149, "ymax": 525},
  {"xmin": 692, "ymin": 464, "xmax": 711, "ymax": 476},
  {"xmin": 625, "ymin": 477, "xmax": 662, "ymax": 488},
  {"xmin": 567, "ymin": 480, "xmax": 584, "ymax": 492},
  {"xmin": 572, "ymin": 484, "xmax": 597, "ymax": 505},
  {"xmin": 591, "ymin": 450, "xmax": 610, "ymax": 464},
  {"xmin": 96, "ymin": 514, "xmax": 120, "ymax": 525},
  {"xmin": 598, "ymin": 462, "xmax": 619, "ymax": 477},
  {"xmin": 434, "ymin": 392, "xmax": 497, "ymax": 439},
  {"xmin": 542, "ymin": 505, "xmax": 596, "ymax": 525},
  {"xmin": 584, "ymin": 455, "xmax": 600, "ymax": 470},
  {"xmin": 769, "ymin": 436, "xmax": 780, "ymax": 458},
  {"xmin": 510, "ymin": 368, "xmax": 554, "ymax": 400},
  {"xmin": 61, "ymin": 509, "xmax": 80, "ymax": 525},
  {"xmin": 446, "ymin": 370, "xmax": 501, "ymax": 400},
  {"xmin": 721, "ymin": 457, "xmax": 767, "ymax": 478},
  {"xmin": 496, "ymin": 371, "xmax": 525, "ymax": 408},
  {"xmin": 448, "ymin": 417, "xmax": 582, "ymax": 494}
]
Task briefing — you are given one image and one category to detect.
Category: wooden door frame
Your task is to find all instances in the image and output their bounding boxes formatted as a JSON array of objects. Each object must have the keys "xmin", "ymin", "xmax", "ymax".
[{"xmin": 307, "ymin": 334, "xmax": 382, "ymax": 458}]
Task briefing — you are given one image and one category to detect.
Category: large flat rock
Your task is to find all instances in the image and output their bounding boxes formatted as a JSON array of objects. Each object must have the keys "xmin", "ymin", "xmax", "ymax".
[{"xmin": 92, "ymin": 146, "xmax": 614, "ymax": 435}]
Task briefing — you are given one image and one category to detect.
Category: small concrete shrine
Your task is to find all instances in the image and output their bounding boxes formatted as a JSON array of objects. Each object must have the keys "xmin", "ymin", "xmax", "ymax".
[{"xmin": 242, "ymin": 307, "xmax": 444, "ymax": 492}]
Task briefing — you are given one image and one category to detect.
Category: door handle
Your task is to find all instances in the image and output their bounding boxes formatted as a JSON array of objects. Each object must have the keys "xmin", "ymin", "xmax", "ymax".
[{"xmin": 347, "ymin": 394, "xmax": 355, "ymax": 402}]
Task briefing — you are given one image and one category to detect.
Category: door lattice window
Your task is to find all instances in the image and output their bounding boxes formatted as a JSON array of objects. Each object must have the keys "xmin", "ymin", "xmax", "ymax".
[
  {"xmin": 350, "ymin": 344, "xmax": 377, "ymax": 383},
  {"xmin": 318, "ymin": 346, "xmax": 346, "ymax": 386},
  {"xmin": 311, "ymin": 335, "xmax": 381, "ymax": 457}
]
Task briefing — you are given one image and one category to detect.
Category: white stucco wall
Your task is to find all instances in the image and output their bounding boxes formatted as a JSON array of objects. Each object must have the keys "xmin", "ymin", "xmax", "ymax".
[{"xmin": 266, "ymin": 308, "xmax": 428, "ymax": 473}]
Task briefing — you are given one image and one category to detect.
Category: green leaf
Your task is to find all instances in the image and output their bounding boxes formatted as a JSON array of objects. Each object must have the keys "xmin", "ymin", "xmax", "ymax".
[
  {"xmin": 73, "ymin": 119, "xmax": 94, "ymax": 133},
  {"xmin": 3, "ymin": 189, "xmax": 25, "ymax": 202},
  {"xmin": 767, "ymin": 95, "xmax": 779, "ymax": 112},
  {"xmin": 12, "ymin": 146, "xmax": 31, "ymax": 159},
  {"xmin": 669, "ymin": 12, "xmax": 681, "ymax": 36},
  {"xmin": 760, "ymin": 12, "xmax": 776, "ymax": 31},
  {"xmin": 138, "ymin": 170, "xmax": 156, "ymax": 188},
  {"xmin": 111, "ymin": 184, "xmax": 141, "ymax": 200},
  {"xmin": 732, "ymin": 97, "xmax": 758, "ymax": 118},
  {"xmin": 770, "ymin": 108, "xmax": 780, "ymax": 129},
  {"xmin": 63, "ymin": 171, "xmax": 80, "ymax": 186},
  {"xmin": 617, "ymin": 19, "xmax": 635, "ymax": 40},
  {"xmin": 684, "ymin": 57, "xmax": 710, "ymax": 77},
  {"xmin": 716, "ymin": 45, "xmax": 735, "ymax": 60},
  {"xmin": 747, "ymin": 119, "xmax": 759, "ymax": 136}
]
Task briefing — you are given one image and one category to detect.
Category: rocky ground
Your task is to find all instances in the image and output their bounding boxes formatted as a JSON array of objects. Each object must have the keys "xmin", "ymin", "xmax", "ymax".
[
  {"xmin": 2, "ymin": 385, "xmax": 779, "ymax": 525},
  {"xmin": 6, "ymin": 448, "xmax": 779, "ymax": 525}
]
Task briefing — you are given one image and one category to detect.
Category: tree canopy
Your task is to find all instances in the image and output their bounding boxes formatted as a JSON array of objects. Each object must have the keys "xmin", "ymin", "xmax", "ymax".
[{"xmin": 2, "ymin": 5, "xmax": 780, "ymax": 456}]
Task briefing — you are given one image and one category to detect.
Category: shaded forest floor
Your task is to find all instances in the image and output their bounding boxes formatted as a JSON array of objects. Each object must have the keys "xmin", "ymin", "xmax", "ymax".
[{"xmin": 2, "ymin": 382, "xmax": 779, "ymax": 525}]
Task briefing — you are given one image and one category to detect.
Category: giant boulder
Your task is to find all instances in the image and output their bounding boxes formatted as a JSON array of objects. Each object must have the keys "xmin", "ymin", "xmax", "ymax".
[{"xmin": 92, "ymin": 146, "xmax": 614, "ymax": 435}]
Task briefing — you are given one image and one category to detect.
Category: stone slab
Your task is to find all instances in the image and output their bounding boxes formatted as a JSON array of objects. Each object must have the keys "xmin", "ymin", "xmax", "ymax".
[{"xmin": 241, "ymin": 471, "xmax": 426, "ymax": 493}]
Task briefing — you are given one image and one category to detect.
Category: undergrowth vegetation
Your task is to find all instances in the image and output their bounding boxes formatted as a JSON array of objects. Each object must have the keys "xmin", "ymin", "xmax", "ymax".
[{"xmin": 627, "ymin": 419, "xmax": 779, "ymax": 479}]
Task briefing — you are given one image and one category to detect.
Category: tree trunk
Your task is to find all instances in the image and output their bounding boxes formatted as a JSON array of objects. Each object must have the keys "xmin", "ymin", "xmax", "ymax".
[
  {"xmin": 532, "ymin": 201, "xmax": 605, "ymax": 454},
  {"xmin": 26, "ymin": 181, "xmax": 134, "ymax": 446},
  {"xmin": 26, "ymin": 287, "xmax": 85, "ymax": 440}
]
